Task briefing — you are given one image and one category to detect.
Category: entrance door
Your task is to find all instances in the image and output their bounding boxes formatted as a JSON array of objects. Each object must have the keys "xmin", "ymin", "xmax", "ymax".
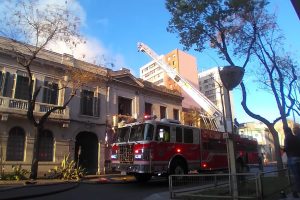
[{"xmin": 75, "ymin": 132, "xmax": 98, "ymax": 174}]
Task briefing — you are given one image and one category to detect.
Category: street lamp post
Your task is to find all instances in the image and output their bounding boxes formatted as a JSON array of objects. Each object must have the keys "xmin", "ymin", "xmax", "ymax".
[{"xmin": 219, "ymin": 66, "xmax": 245, "ymax": 200}]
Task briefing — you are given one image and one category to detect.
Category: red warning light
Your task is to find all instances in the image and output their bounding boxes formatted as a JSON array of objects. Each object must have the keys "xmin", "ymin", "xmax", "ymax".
[
  {"xmin": 176, "ymin": 148, "xmax": 181, "ymax": 153},
  {"xmin": 202, "ymin": 163, "xmax": 207, "ymax": 168},
  {"xmin": 144, "ymin": 115, "xmax": 151, "ymax": 120},
  {"xmin": 144, "ymin": 115, "xmax": 157, "ymax": 120}
]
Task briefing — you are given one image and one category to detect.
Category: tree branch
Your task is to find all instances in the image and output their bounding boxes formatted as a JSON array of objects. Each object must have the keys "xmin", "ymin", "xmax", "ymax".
[{"xmin": 240, "ymin": 81, "xmax": 273, "ymax": 126}]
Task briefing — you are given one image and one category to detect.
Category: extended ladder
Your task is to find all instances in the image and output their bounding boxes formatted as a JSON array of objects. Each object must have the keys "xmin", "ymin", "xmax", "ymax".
[{"xmin": 138, "ymin": 42, "xmax": 223, "ymax": 130}]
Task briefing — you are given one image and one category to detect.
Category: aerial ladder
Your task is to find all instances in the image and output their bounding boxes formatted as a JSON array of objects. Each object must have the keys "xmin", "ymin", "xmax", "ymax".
[{"xmin": 137, "ymin": 42, "xmax": 223, "ymax": 131}]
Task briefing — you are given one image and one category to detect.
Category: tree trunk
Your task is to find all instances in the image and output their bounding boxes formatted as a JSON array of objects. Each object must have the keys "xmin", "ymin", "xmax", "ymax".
[
  {"xmin": 29, "ymin": 125, "xmax": 43, "ymax": 180},
  {"xmin": 269, "ymin": 126, "xmax": 284, "ymax": 171}
]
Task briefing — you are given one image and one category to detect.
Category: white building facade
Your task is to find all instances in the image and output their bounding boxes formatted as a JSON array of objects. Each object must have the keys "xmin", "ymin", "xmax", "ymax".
[
  {"xmin": 198, "ymin": 67, "xmax": 234, "ymax": 131},
  {"xmin": 0, "ymin": 37, "xmax": 183, "ymax": 176}
]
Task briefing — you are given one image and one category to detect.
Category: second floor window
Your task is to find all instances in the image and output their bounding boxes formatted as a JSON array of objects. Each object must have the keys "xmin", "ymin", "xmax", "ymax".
[
  {"xmin": 43, "ymin": 81, "xmax": 58, "ymax": 105},
  {"xmin": 145, "ymin": 102, "xmax": 152, "ymax": 115},
  {"xmin": 15, "ymin": 75, "xmax": 30, "ymax": 100},
  {"xmin": 118, "ymin": 96, "xmax": 132, "ymax": 116},
  {"xmin": 1, "ymin": 72, "xmax": 36, "ymax": 98},
  {"xmin": 80, "ymin": 89, "xmax": 100, "ymax": 117},
  {"xmin": 160, "ymin": 106, "xmax": 166, "ymax": 119},
  {"xmin": 173, "ymin": 109, "xmax": 179, "ymax": 120}
]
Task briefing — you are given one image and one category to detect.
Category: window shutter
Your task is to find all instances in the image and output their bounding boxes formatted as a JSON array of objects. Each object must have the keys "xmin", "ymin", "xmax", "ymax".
[
  {"xmin": 80, "ymin": 90, "xmax": 84, "ymax": 114},
  {"xmin": 2, "ymin": 72, "xmax": 14, "ymax": 97},
  {"xmin": 43, "ymin": 81, "xmax": 49, "ymax": 103},
  {"xmin": 34, "ymin": 78, "xmax": 42, "ymax": 103},
  {"xmin": 94, "ymin": 93, "xmax": 100, "ymax": 117},
  {"xmin": 0, "ymin": 72, "xmax": 3, "ymax": 96},
  {"xmin": 51, "ymin": 83, "xmax": 58, "ymax": 105}
]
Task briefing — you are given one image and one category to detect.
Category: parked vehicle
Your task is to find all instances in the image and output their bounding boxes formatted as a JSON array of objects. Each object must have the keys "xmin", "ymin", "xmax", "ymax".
[{"xmin": 111, "ymin": 117, "xmax": 258, "ymax": 182}]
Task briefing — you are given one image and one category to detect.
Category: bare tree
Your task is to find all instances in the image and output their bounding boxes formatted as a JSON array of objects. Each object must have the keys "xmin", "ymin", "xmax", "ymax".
[
  {"xmin": 166, "ymin": 0, "xmax": 299, "ymax": 170},
  {"xmin": 0, "ymin": 0, "xmax": 100, "ymax": 179},
  {"xmin": 240, "ymin": 26, "xmax": 299, "ymax": 170}
]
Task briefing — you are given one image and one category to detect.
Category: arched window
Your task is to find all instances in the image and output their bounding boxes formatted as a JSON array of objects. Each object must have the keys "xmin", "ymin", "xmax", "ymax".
[
  {"xmin": 6, "ymin": 127, "xmax": 25, "ymax": 161},
  {"xmin": 38, "ymin": 130, "xmax": 54, "ymax": 161}
]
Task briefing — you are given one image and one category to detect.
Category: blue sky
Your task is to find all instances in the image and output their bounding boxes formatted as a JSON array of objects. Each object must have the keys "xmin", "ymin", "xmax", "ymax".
[
  {"xmin": 75, "ymin": 0, "xmax": 300, "ymax": 124},
  {"xmin": 3, "ymin": 0, "xmax": 295, "ymax": 124}
]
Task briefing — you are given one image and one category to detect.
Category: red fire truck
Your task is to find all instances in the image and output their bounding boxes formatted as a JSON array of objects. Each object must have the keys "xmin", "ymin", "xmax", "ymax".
[{"xmin": 111, "ymin": 118, "xmax": 259, "ymax": 182}]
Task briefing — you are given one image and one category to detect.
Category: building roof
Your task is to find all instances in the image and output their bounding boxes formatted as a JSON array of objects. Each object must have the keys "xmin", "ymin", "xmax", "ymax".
[
  {"xmin": 0, "ymin": 36, "xmax": 182, "ymax": 100},
  {"xmin": 109, "ymin": 68, "xmax": 182, "ymax": 98},
  {"xmin": 0, "ymin": 36, "xmax": 107, "ymax": 77}
]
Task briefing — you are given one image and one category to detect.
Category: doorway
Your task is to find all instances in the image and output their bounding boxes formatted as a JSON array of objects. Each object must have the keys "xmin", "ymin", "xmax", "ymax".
[{"xmin": 75, "ymin": 132, "xmax": 98, "ymax": 174}]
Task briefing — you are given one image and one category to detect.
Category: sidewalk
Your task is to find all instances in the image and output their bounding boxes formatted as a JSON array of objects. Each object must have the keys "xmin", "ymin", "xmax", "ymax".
[
  {"xmin": 0, "ymin": 172, "xmax": 298, "ymax": 200},
  {"xmin": 0, "ymin": 173, "xmax": 136, "ymax": 200}
]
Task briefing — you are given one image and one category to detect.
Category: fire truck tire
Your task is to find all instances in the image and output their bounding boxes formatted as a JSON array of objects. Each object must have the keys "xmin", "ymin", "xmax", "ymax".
[
  {"xmin": 134, "ymin": 174, "xmax": 152, "ymax": 182},
  {"xmin": 170, "ymin": 159, "xmax": 188, "ymax": 175}
]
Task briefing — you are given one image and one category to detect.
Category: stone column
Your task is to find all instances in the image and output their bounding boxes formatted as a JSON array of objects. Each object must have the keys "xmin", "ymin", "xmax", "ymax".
[{"xmin": 97, "ymin": 141, "xmax": 106, "ymax": 175}]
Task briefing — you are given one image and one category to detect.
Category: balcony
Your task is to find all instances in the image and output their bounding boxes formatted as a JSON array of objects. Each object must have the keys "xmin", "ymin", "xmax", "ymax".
[
  {"xmin": 112, "ymin": 114, "xmax": 137, "ymax": 127},
  {"xmin": 0, "ymin": 96, "xmax": 70, "ymax": 121}
]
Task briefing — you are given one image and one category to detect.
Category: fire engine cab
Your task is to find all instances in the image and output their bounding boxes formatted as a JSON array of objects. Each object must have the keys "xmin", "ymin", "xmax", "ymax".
[{"xmin": 111, "ymin": 117, "xmax": 258, "ymax": 182}]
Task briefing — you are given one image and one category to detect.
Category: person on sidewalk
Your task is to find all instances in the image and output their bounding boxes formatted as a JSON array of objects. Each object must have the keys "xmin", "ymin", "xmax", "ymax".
[
  {"xmin": 284, "ymin": 127, "xmax": 300, "ymax": 198},
  {"xmin": 281, "ymin": 149, "xmax": 288, "ymax": 168},
  {"xmin": 258, "ymin": 153, "xmax": 264, "ymax": 171}
]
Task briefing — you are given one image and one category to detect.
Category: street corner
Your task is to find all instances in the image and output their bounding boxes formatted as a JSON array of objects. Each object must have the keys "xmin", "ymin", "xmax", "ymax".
[
  {"xmin": 108, "ymin": 175, "xmax": 136, "ymax": 183},
  {"xmin": 83, "ymin": 175, "xmax": 136, "ymax": 184}
]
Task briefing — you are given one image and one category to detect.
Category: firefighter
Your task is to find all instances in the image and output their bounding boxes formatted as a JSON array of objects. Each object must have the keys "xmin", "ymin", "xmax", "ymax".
[
  {"xmin": 163, "ymin": 130, "xmax": 170, "ymax": 142},
  {"xmin": 159, "ymin": 128, "xmax": 170, "ymax": 142}
]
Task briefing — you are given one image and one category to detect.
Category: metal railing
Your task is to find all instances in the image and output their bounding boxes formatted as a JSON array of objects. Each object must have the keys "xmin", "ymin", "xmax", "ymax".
[
  {"xmin": 9, "ymin": 99, "xmax": 28, "ymax": 110},
  {"xmin": 0, "ymin": 96, "xmax": 69, "ymax": 119},
  {"xmin": 169, "ymin": 169, "xmax": 290, "ymax": 200}
]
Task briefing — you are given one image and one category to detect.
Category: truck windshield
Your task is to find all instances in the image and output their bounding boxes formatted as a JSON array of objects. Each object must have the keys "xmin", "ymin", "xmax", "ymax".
[
  {"xmin": 116, "ymin": 127, "xmax": 130, "ymax": 142},
  {"xmin": 129, "ymin": 123, "xmax": 154, "ymax": 142}
]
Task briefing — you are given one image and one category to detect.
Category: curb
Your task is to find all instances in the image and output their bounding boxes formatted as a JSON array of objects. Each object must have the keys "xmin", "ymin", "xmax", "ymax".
[
  {"xmin": 0, "ymin": 174, "xmax": 135, "ymax": 199},
  {"xmin": 82, "ymin": 175, "xmax": 136, "ymax": 184},
  {"xmin": 0, "ymin": 180, "xmax": 77, "ymax": 191},
  {"xmin": 0, "ymin": 182, "xmax": 80, "ymax": 200}
]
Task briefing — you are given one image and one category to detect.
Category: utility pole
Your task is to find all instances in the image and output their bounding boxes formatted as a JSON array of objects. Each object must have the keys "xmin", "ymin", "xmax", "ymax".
[{"xmin": 219, "ymin": 66, "xmax": 244, "ymax": 200}]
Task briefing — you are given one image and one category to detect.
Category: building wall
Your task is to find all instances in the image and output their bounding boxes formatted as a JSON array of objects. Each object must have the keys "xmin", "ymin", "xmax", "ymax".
[
  {"xmin": 274, "ymin": 120, "xmax": 300, "ymax": 146},
  {"xmin": 238, "ymin": 121, "xmax": 274, "ymax": 162},
  {"xmin": 0, "ymin": 42, "xmax": 183, "ymax": 176},
  {"xmin": 198, "ymin": 67, "xmax": 234, "ymax": 132},
  {"xmin": 106, "ymin": 78, "xmax": 182, "ymax": 123},
  {"xmin": 140, "ymin": 49, "xmax": 199, "ymax": 109},
  {"xmin": 0, "ymin": 52, "xmax": 108, "ymax": 175},
  {"xmin": 140, "ymin": 60, "xmax": 164, "ymax": 86},
  {"xmin": 165, "ymin": 49, "xmax": 199, "ymax": 109},
  {"xmin": 238, "ymin": 120, "xmax": 300, "ymax": 163}
]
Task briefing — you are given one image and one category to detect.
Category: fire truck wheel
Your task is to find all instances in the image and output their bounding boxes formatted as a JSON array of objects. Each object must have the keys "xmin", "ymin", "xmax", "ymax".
[
  {"xmin": 134, "ymin": 174, "xmax": 152, "ymax": 182},
  {"xmin": 170, "ymin": 159, "xmax": 188, "ymax": 176}
]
